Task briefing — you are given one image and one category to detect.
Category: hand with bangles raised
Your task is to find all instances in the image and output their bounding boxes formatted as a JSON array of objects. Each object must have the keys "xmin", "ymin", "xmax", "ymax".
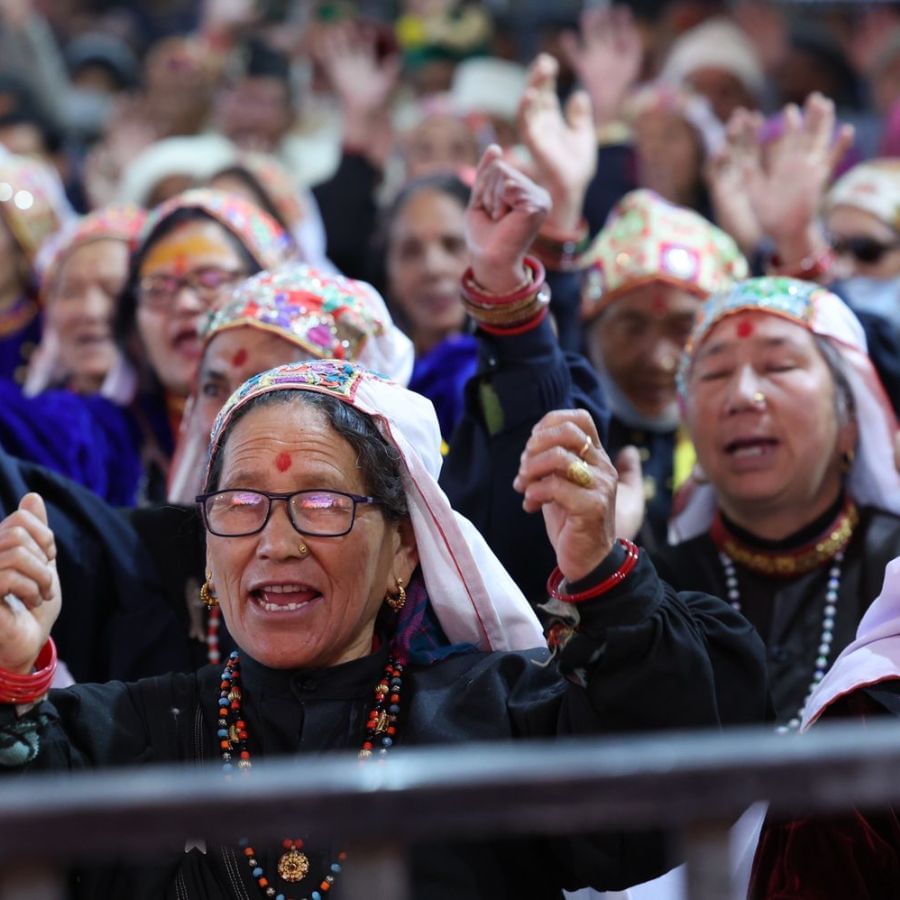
[
  {"xmin": 465, "ymin": 145, "xmax": 551, "ymax": 296},
  {"xmin": 0, "ymin": 494, "xmax": 60, "ymax": 677}
]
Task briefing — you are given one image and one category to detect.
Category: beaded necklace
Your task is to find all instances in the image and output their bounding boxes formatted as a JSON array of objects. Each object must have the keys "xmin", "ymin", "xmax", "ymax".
[
  {"xmin": 719, "ymin": 550, "xmax": 843, "ymax": 734},
  {"xmin": 217, "ymin": 650, "xmax": 404, "ymax": 899}
]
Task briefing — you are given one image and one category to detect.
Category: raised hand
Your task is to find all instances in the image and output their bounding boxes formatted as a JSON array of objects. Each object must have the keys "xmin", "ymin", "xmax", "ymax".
[
  {"xmin": 0, "ymin": 494, "xmax": 60, "ymax": 676},
  {"xmin": 750, "ymin": 93, "xmax": 853, "ymax": 257},
  {"xmin": 513, "ymin": 410, "xmax": 617, "ymax": 583},
  {"xmin": 466, "ymin": 145, "xmax": 551, "ymax": 294},
  {"xmin": 560, "ymin": 4, "xmax": 643, "ymax": 127},
  {"xmin": 705, "ymin": 107, "xmax": 767, "ymax": 255},
  {"xmin": 708, "ymin": 94, "xmax": 853, "ymax": 262},
  {"xmin": 315, "ymin": 23, "xmax": 401, "ymax": 121},
  {"xmin": 517, "ymin": 53, "xmax": 596, "ymax": 232}
]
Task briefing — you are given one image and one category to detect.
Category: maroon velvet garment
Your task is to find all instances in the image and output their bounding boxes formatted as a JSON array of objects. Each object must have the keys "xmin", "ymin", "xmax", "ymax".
[{"xmin": 750, "ymin": 693, "xmax": 900, "ymax": 899}]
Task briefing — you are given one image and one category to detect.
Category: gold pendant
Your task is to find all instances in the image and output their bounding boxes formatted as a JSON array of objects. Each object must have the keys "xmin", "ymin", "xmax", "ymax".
[{"xmin": 277, "ymin": 848, "xmax": 310, "ymax": 883}]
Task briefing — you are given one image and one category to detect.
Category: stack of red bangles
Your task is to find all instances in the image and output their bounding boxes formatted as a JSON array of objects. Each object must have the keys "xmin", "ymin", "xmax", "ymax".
[
  {"xmin": 546, "ymin": 539, "xmax": 640, "ymax": 604},
  {"xmin": 461, "ymin": 256, "xmax": 551, "ymax": 335},
  {"xmin": 0, "ymin": 637, "xmax": 57, "ymax": 705}
]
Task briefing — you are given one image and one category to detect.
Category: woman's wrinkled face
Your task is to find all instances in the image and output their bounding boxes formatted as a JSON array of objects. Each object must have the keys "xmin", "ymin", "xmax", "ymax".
[
  {"xmin": 826, "ymin": 205, "xmax": 900, "ymax": 281},
  {"xmin": 586, "ymin": 282, "xmax": 698, "ymax": 419},
  {"xmin": 47, "ymin": 239, "xmax": 129, "ymax": 392},
  {"xmin": 195, "ymin": 327, "xmax": 312, "ymax": 438},
  {"xmin": 685, "ymin": 311, "xmax": 855, "ymax": 514},
  {"xmin": 386, "ymin": 188, "xmax": 468, "ymax": 352},
  {"xmin": 206, "ymin": 401, "xmax": 417, "ymax": 670},
  {"xmin": 136, "ymin": 219, "xmax": 248, "ymax": 396}
]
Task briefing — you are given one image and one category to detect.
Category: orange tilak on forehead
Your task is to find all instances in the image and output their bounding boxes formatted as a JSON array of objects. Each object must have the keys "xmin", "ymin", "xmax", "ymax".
[
  {"xmin": 275, "ymin": 451, "xmax": 292, "ymax": 472},
  {"xmin": 141, "ymin": 232, "xmax": 232, "ymax": 275}
]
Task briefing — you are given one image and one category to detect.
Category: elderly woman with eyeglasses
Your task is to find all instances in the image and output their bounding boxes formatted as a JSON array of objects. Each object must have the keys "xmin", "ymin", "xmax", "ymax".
[{"xmin": 0, "ymin": 352, "xmax": 767, "ymax": 898}]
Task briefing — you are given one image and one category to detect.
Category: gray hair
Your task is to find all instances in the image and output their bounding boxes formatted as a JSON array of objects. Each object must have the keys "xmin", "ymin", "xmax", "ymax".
[
  {"xmin": 205, "ymin": 390, "xmax": 409, "ymax": 521},
  {"xmin": 814, "ymin": 335, "xmax": 857, "ymax": 432}
]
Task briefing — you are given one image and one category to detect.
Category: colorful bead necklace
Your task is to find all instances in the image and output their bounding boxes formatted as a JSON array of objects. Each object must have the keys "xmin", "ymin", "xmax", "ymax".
[
  {"xmin": 217, "ymin": 651, "xmax": 404, "ymax": 900},
  {"xmin": 719, "ymin": 550, "xmax": 843, "ymax": 734}
]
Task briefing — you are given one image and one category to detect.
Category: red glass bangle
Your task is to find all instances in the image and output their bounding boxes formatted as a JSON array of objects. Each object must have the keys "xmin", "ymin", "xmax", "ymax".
[
  {"xmin": 546, "ymin": 539, "xmax": 640, "ymax": 604},
  {"xmin": 478, "ymin": 305, "xmax": 550, "ymax": 336},
  {"xmin": 461, "ymin": 256, "xmax": 546, "ymax": 307},
  {"xmin": 0, "ymin": 637, "xmax": 58, "ymax": 704}
]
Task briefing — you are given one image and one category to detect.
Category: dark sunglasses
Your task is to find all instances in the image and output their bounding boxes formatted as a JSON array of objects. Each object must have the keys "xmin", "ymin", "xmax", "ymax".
[{"xmin": 829, "ymin": 234, "xmax": 900, "ymax": 264}]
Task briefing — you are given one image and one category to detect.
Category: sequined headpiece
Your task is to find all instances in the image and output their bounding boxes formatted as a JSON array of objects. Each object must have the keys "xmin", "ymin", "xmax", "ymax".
[
  {"xmin": 38, "ymin": 204, "xmax": 146, "ymax": 302},
  {"xmin": 581, "ymin": 189, "xmax": 747, "ymax": 320},
  {"xmin": 139, "ymin": 188, "xmax": 293, "ymax": 271},
  {"xmin": 202, "ymin": 265, "xmax": 387, "ymax": 362},
  {"xmin": 0, "ymin": 154, "xmax": 66, "ymax": 267}
]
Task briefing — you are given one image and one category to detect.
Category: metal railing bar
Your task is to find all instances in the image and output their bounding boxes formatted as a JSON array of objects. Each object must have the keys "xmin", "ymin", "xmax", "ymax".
[{"xmin": 2, "ymin": 721, "xmax": 900, "ymax": 862}]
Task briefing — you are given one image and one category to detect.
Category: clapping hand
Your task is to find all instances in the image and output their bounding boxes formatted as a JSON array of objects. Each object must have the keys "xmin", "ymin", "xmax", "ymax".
[
  {"xmin": 707, "ymin": 93, "xmax": 854, "ymax": 261},
  {"xmin": 514, "ymin": 411, "xmax": 617, "ymax": 584}
]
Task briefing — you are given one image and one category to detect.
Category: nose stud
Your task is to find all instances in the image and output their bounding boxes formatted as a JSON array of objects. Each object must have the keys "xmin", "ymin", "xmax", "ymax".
[
  {"xmin": 751, "ymin": 391, "xmax": 767, "ymax": 409},
  {"xmin": 298, "ymin": 542, "xmax": 309, "ymax": 557}
]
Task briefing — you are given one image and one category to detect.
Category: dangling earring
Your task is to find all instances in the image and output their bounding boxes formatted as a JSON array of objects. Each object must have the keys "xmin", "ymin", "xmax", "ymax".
[
  {"xmin": 841, "ymin": 448, "xmax": 856, "ymax": 473},
  {"xmin": 200, "ymin": 570, "xmax": 218, "ymax": 609},
  {"xmin": 385, "ymin": 577, "xmax": 406, "ymax": 612}
]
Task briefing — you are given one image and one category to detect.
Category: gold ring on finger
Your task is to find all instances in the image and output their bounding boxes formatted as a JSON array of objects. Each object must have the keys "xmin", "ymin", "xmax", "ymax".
[
  {"xmin": 578, "ymin": 435, "xmax": 592, "ymax": 459},
  {"xmin": 565, "ymin": 458, "xmax": 594, "ymax": 488}
]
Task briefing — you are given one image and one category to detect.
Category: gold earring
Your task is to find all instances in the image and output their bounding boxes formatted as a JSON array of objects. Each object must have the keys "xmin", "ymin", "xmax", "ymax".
[
  {"xmin": 841, "ymin": 448, "xmax": 856, "ymax": 473},
  {"xmin": 298, "ymin": 542, "xmax": 309, "ymax": 557},
  {"xmin": 200, "ymin": 571, "xmax": 218, "ymax": 609},
  {"xmin": 385, "ymin": 577, "xmax": 406, "ymax": 612}
]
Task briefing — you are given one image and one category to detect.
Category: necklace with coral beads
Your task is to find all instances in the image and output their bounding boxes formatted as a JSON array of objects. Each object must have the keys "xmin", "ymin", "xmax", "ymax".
[{"xmin": 217, "ymin": 650, "xmax": 404, "ymax": 900}]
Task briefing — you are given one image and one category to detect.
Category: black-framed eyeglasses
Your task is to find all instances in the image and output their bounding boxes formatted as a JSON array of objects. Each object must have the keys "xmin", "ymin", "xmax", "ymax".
[
  {"xmin": 137, "ymin": 267, "xmax": 247, "ymax": 310},
  {"xmin": 828, "ymin": 234, "xmax": 900, "ymax": 264},
  {"xmin": 196, "ymin": 489, "xmax": 381, "ymax": 538}
]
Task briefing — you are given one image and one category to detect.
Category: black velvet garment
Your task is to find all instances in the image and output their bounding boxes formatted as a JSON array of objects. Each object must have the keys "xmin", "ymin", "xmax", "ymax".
[
  {"xmin": 653, "ymin": 505, "xmax": 900, "ymax": 725},
  {"xmin": 751, "ymin": 682, "xmax": 900, "ymax": 899},
  {"xmin": 1, "ymin": 553, "xmax": 769, "ymax": 899}
]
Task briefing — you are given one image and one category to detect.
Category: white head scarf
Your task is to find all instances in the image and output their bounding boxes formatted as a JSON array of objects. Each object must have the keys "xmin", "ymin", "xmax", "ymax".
[
  {"xmin": 670, "ymin": 277, "xmax": 900, "ymax": 543},
  {"xmin": 204, "ymin": 359, "xmax": 546, "ymax": 653},
  {"xmin": 168, "ymin": 265, "xmax": 414, "ymax": 504}
]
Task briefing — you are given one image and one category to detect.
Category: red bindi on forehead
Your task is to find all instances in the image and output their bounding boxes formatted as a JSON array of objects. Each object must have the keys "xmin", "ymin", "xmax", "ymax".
[
  {"xmin": 736, "ymin": 319, "xmax": 754, "ymax": 339},
  {"xmin": 274, "ymin": 452, "xmax": 292, "ymax": 472},
  {"xmin": 231, "ymin": 348, "xmax": 247, "ymax": 367},
  {"xmin": 650, "ymin": 291, "xmax": 669, "ymax": 316}
]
